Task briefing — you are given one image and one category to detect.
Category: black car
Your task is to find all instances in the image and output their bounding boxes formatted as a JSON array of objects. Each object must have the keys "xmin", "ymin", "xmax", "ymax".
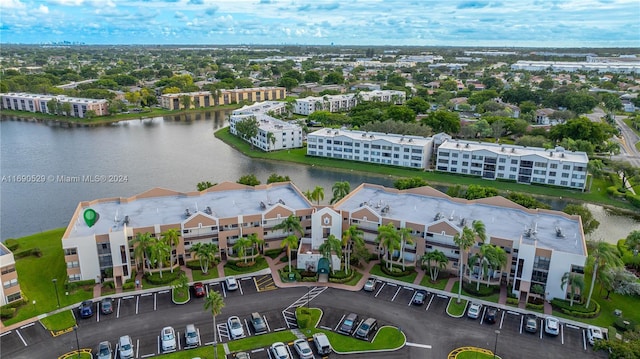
[
  {"xmin": 484, "ymin": 307, "xmax": 497, "ymax": 324},
  {"xmin": 339, "ymin": 313, "xmax": 359, "ymax": 335},
  {"xmin": 79, "ymin": 300, "xmax": 94, "ymax": 319},
  {"xmin": 412, "ymin": 290, "xmax": 427, "ymax": 305},
  {"xmin": 100, "ymin": 297, "xmax": 113, "ymax": 315}
]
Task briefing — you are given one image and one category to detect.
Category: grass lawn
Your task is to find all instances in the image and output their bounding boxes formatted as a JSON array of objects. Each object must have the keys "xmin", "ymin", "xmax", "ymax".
[
  {"xmin": 2, "ymin": 228, "xmax": 93, "ymax": 326},
  {"xmin": 59, "ymin": 352, "xmax": 92, "ymax": 359},
  {"xmin": 142, "ymin": 270, "xmax": 185, "ymax": 289},
  {"xmin": 191, "ymin": 267, "xmax": 220, "ymax": 281},
  {"xmin": 215, "ymin": 127, "xmax": 638, "ymax": 211},
  {"xmin": 343, "ymin": 271, "xmax": 363, "ymax": 286},
  {"xmin": 449, "ymin": 281, "xmax": 500, "ymax": 303},
  {"xmin": 224, "ymin": 257, "xmax": 269, "ymax": 276},
  {"xmin": 226, "ymin": 331, "xmax": 297, "ymax": 352},
  {"xmin": 420, "ymin": 275, "xmax": 449, "ymax": 290},
  {"xmin": 40, "ymin": 310, "xmax": 76, "ymax": 331},
  {"xmin": 456, "ymin": 350, "xmax": 495, "ymax": 359},
  {"xmin": 369, "ymin": 264, "xmax": 417, "ymax": 284},
  {"xmin": 171, "ymin": 289, "xmax": 189, "ymax": 304},
  {"xmin": 447, "ymin": 298, "xmax": 468, "ymax": 317}
]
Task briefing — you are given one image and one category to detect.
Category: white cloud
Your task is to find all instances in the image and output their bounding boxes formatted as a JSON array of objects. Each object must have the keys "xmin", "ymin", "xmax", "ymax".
[
  {"xmin": 0, "ymin": 0, "xmax": 26, "ymax": 9},
  {"xmin": 38, "ymin": 4, "xmax": 49, "ymax": 13}
]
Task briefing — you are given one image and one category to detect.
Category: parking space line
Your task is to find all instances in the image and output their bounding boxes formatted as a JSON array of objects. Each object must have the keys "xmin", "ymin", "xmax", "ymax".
[
  {"xmin": 582, "ymin": 329, "xmax": 587, "ymax": 350},
  {"xmin": 238, "ymin": 279, "xmax": 244, "ymax": 295},
  {"xmin": 391, "ymin": 286, "xmax": 402, "ymax": 301},
  {"xmin": 540, "ymin": 324, "xmax": 543, "ymax": 339},
  {"xmin": 426, "ymin": 295, "xmax": 434, "ymax": 311},
  {"xmin": 480, "ymin": 307, "xmax": 486, "ymax": 325},
  {"xmin": 154, "ymin": 293, "xmax": 157, "ymax": 311},
  {"xmin": 374, "ymin": 283, "xmax": 385, "ymax": 297},
  {"xmin": 566, "ymin": 324, "xmax": 579, "ymax": 329},
  {"xmin": 20, "ymin": 323, "xmax": 34, "ymax": 329},
  {"xmin": 499, "ymin": 311, "xmax": 505, "ymax": 329},
  {"xmin": 264, "ymin": 316, "xmax": 271, "ymax": 332},
  {"xmin": 222, "ymin": 283, "xmax": 227, "ymax": 297},
  {"xmin": 561, "ymin": 324, "xmax": 565, "ymax": 345},
  {"xmin": 117, "ymin": 298, "xmax": 121, "ymax": 318},
  {"xmin": 408, "ymin": 292, "xmax": 416, "ymax": 306},
  {"xmin": 406, "ymin": 342, "xmax": 432, "ymax": 349},
  {"xmin": 437, "ymin": 294, "xmax": 448, "ymax": 299},
  {"xmin": 334, "ymin": 314, "xmax": 345, "ymax": 332},
  {"xmin": 136, "ymin": 295, "xmax": 140, "ymax": 314},
  {"xmin": 319, "ymin": 326, "xmax": 332, "ymax": 330},
  {"xmin": 15, "ymin": 329, "xmax": 27, "ymax": 346},
  {"xmin": 519, "ymin": 315, "xmax": 524, "ymax": 334},
  {"xmin": 96, "ymin": 308, "xmax": 100, "ymax": 322},
  {"xmin": 156, "ymin": 334, "xmax": 160, "ymax": 354},
  {"xmin": 0, "ymin": 331, "xmax": 11, "ymax": 337},
  {"xmin": 136, "ymin": 339, "xmax": 140, "ymax": 358},
  {"xmin": 177, "ymin": 331, "xmax": 181, "ymax": 350},
  {"xmin": 141, "ymin": 293, "xmax": 152, "ymax": 297},
  {"xmin": 141, "ymin": 354, "xmax": 154, "ymax": 358},
  {"xmin": 251, "ymin": 348, "xmax": 265, "ymax": 353}
]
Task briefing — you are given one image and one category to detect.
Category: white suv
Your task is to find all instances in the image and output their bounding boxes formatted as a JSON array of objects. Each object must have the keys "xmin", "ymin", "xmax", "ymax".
[
  {"xmin": 587, "ymin": 325, "xmax": 604, "ymax": 345},
  {"xmin": 161, "ymin": 326, "xmax": 176, "ymax": 352}
]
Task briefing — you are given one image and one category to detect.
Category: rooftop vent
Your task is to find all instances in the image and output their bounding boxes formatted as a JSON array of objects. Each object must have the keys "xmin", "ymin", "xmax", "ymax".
[
  {"xmin": 434, "ymin": 212, "xmax": 443, "ymax": 221},
  {"xmin": 556, "ymin": 227, "xmax": 565, "ymax": 238},
  {"xmin": 123, "ymin": 215, "xmax": 130, "ymax": 225},
  {"xmin": 204, "ymin": 206, "xmax": 212, "ymax": 215},
  {"xmin": 185, "ymin": 209, "xmax": 191, "ymax": 217},
  {"xmin": 465, "ymin": 143, "xmax": 470, "ymax": 148},
  {"xmin": 278, "ymin": 199, "xmax": 285, "ymax": 205},
  {"xmin": 511, "ymin": 148, "xmax": 516, "ymax": 153},
  {"xmin": 260, "ymin": 201, "xmax": 266, "ymax": 209},
  {"xmin": 370, "ymin": 135, "xmax": 374, "ymax": 138}
]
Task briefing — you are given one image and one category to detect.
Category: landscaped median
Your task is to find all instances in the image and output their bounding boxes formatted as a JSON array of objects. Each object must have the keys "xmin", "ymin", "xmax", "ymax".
[
  {"xmin": 446, "ymin": 298, "xmax": 468, "ymax": 318},
  {"xmin": 448, "ymin": 346, "xmax": 500, "ymax": 359},
  {"xmin": 296, "ymin": 307, "xmax": 406, "ymax": 354}
]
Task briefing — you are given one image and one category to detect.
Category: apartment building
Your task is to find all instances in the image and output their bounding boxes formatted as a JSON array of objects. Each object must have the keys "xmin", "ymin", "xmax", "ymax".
[
  {"xmin": 332, "ymin": 183, "xmax": 588, "ymax": 302},
  {"xmin": 436, "ymin": 140, "xmax": 589, "ymax": 190},
  {"xmin": 511, "ymin": 60, "xmax": 640, "ymax": 74},
  {"xmin": 357, "ymin": 90, "xmax": 406, "ymax": 104},
  {"xmin": 293, "ymin": 94, "xmax": 357, "ymax": 115},
  {"xmin": 61, "ymin": 182, "xmax": 314, "ymax": 286},
  {"xmin": 1, "ymin": 92, "xmax": 108, "ymax": 118},
  {"xmin": 159, "ymin": 87, "xmax": 287, "ymax": 110},
  {"xmin": 1, "ymin": 242, "xmax": 22, "ymax": 305},
  {"xmin": 306, "ymin": 128, "xmax": 450, "ymax": 169},
  {"xmin": 229, "ymin": 101, "xmax": 303, "ymax": 151}
]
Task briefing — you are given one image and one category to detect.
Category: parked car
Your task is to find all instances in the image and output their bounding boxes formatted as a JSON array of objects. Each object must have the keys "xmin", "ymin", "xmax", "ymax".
[
  {"xmin": 339, "ymin": 313, "xmax": 359, "ymax": 335},
  {"xmin": 96, "ymin": 341, "xmax": 112, "ymax": 359},
  {"xmin": 587, "ymin": 325, "xmax": 604, "ymax": 345},
  {"xmin": 236, "ymin": 352, "xmax": 251, "ymax": 359},
  {"xmin": 270, "ymin": 342, "xmax": 290, "ymax": 359},
  {"xmin": 193, "ymin": 282, "xmax": 206, "ymax": 297},
  {"xmin": 100, "ymin": 297, "xmax": 113, "ymax": 315},
  {"xmin": 525, "ymin": 314, "xmax": 538, "ymax": 333},
  {"xmin": 185, "ymin": 324, "xmax": 200, "ymax": 348},
  {"xmin": 293, "ymin": 338, "xmax": 314, "ymax": 359},
  {"xmin": 161, "ymin": 326, "xmax": 176, "ymax": 352},
  {"xmin": 363, "ymin": 278, "xmax": 377, "ymax": 292},
  {"xmin": 412, "ymin": 290, "xmax": 427, "ymax": 305},
  {"xmin": 250, "ymin": 312, "xmax": 267, "ymax": 333},
  {"xmin": 355, "ymin": 317, "xmax": 378, "ymax": 340},
  {"xmin": 79, "ymin": 300, "xmax": 94, "ymax": 319},
  {"xmin": 226, "ymin": 276, "xmax": 238, "ymax": 291},
  {"xmin": 118, "ymin": 335, "xmax": 134, "ymax": 359},
  {"xmin": 228, "ymin": 316, "xmax": 245, "ymax": 339},
  {"xmin": 544, "ymin": 317, "xmax": 560, "ymax": 336},
  {"xmin": 312, "ymin": 333, "xmax": 332, "ymax": 355},
  {"xmin": 467, "ymin": 302, "xmax": 481, "ymax": 319},
  {"xmin": 484, "ymin": 307, "xmax": 497, "ymax": 324}
]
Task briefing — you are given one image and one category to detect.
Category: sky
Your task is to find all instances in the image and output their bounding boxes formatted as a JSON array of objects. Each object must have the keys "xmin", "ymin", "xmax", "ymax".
[{"xmin": 1, "ymin": 0, "xmax": 639, "ymax": 47}]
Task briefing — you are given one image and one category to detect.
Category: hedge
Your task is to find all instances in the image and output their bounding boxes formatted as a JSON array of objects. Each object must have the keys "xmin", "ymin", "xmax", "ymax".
[
  {"xmin": 264, "ymin": 248, "xmax": 283, "ymax": 259},
  {"xmin": 551, "ymin": 298, "xmax": 600, "ymax": 318},
  {"xmin": 123, "ymin": 282, "xmax": 135, "ymax": 290},
  {"xmin": 144, "ymin": 270, "xmax": 183, "ymax": 285},
  {"xmin": 1, "ymin": 307, "xmax": 16, "ymax": 320},
  {"xmin": 506, "ymin": 298, "xmax": 519, "ymax": 305},
  {"xmin": 462, "ymin": 282, "xmax": 499, "ymax": 297},
  {"xmin": 13, "ymin": 247, "xmax": 42, "ymax": 259},
  {"xmin": 102, "ymin": 281, "xmax": 115, "ymax": 289},
  {"xmin": 65, "ymin": 279, "xmax": 96, "ymax": 291},
  {"xmin": 526, "ymin": 303, "xmax": 544, "ymax": 311},
  {"xmin": 279, "ymin": 269, "xmax": 301, "ymax": 282},
  {"xmin": 625, "ymin": 192, "xmax": 640, "ymax": 208},
  {"xmin": 4, "ymin": 239, "xmax": 19, "ymax": 251},
  {"xmin": 380, "ymin": 265, "xmax": 415, "ymax": 278}
]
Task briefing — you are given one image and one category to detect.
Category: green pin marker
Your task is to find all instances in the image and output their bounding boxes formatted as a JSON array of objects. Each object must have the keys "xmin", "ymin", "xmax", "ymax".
[{"xmin": 83, "ymin": 208, "xmax": 98, "ymax": 227}]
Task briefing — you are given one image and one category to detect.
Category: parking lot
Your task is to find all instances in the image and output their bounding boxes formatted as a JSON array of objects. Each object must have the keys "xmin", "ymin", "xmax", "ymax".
[{"xmin": 0, "ymin": 322, "xmax": 51, "ymax": 359}]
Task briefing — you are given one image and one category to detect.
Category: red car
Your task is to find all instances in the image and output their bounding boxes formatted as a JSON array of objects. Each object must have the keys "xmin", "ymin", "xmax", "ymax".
[{"xmin": 193, "ymin": 282, "xmax": 206, "ymax": 297}]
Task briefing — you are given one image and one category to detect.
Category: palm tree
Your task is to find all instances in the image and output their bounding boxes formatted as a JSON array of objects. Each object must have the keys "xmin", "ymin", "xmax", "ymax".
[
  {"xmin": 281, "ymin": 234, "xmax": 300, "ymax": 272},
  {"xmin": 130, "ymin": 232, "xmax": 154, "ymax": 273},
  {"xmin": 485, "ymin": 245, "xmax": 507, "ymax": 287},
  {"xmin": 311, "ymin": 186, "xmax": 324, "ymax": 205},
  {"xmin": 191, "ymin": 242, "xmax": 218, "ymax": 274},
  {"xmin": 303, "ymin": 189, "xmax": 313, "ymax": 202},
  {"xmin": 376, "ymin": 223, "xmax": 401, "ymax": 270},
  {"xmin": 453, "ymin": 224, "xmax": 481, "ymax": 303},
  {"xmin": 266, "ymin": 132, "xmax": 276, "ymax": 150},
  {"xmin": 322, "ymin": 234, "xmax": 342, "ymax": 274},
  {"xmin": 342, "ymin": 225, "xmax": 364, "ymax": 274},
  {"xmin": 585, "ymin": 240, "xmax": 623, "ymax": 308},
  {"xmin": 330, "ymin": 181, "xmax": 350, "ymax": 204},
  {"xmin": 232, "ymin": 236, "xmax": 253, "ymax": 264},
  {"xmin": 398, "ymin": 227, "xmax": 414, "ymax": 271},
  {"xmin": 272, "ymin": 214, "xmax": 304, "ymax": 238},
  {"xmin": 149, "ymin": 239, "xmax": 171, "ymax": 279},
  {"xmin": 421, "ymin": 250, "xmax": 449, "ymax": 282},
  {"xmin": 468, "ymin": 245, "xmax": 491, "ymax": 291},
  {"xmin": 561, "ymin": 272, "xmax": 585, "ymax": 307},
  {"xmin": 204, "ymin": 291, "xmax": 225, "ymax": 359},
  {"xmin": 161, "ymin": 228, "xmax": 181, "ymax": 273},
  {"xmin": 247, "ymin": 233, "xmax": 264, "ymax": 257}
]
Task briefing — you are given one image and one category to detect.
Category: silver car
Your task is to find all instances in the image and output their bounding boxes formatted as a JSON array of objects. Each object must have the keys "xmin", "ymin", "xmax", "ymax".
[
  {"xmin": 161, "ymin": 326, "xmax": 176, "ymax": 352},
  {"xmin": 185, "ymin": 324, "xmax": 200, "ymax": 348},
  {"xmin": 544, "ymin": 317, "xmax": 560, "ymax": 336},
  {"xmin": 96, "ymin": 341, "xmax": 112, "ymax": 359},
  {"xmin": 227, "ymin": 316, "xmax": 245, "ymax": 339},
  {"xmin": 293, "ymin": 338, "xmax": 314, "ymax": 359},
  {"xmin": 118, "ymin": 335, "xmax": 134, "ymax": 359}
]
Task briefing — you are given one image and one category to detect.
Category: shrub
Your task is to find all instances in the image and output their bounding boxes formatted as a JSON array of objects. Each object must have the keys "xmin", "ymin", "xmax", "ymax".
[
  {"xmin": 31, "ymin": 247, "xmax": 42, "ymax": 257},
  {"xmin": 329, "ymin": 270, "xmax": 351, "ymax": 279},
  {"xmin": 614, "ymin": 317, "xmax": 637, "ymax": 332},
  {"xmin": 380, "ymin": 265, "xmax": 415, "ymax": 278},
  {"xmin": 625, "ymin": 192, "xmax": 640, "ymax": 209},
  {"xmin": 526, "ymin": 303, "xmax": 544, "ymax": 311},
  {"xmin": 123, "ymin": 282, "xmax": 135, "ymax": 290},
  {"xmin": 13, "ymin": 249, "xmax": 33, "ymax": 259},
  {"xmin": 551, "ymin": 298, "xmax": 600, "ymax": 318},
  {"xmin": 4, "ymin": 239, "xmax": 19, "ymax": 251},
  {"xmin": 186, "ymin": 260, "xmax": 201, "ymax": 270},
  {"xmin": 279, "ymin": 269, "xmax": 301, "ymax": 282},
  {"xmin": 0, "ymin": 307, "xmax": 16, "ymax": 320},
  {"xmin": 264, "ymin": 248, "xmax": 283, "ymax": 259},
  {"xmin": 65, "ymin": 279, "xmax": 96, "ymax": 291},
  {"xmin": 296, "ymin": 307, "xmax": 311, "ymax": 328},
  {"xmin": 506, "ymin": 298, "xmax": 519, "ymax": 305},
  {"xmin": 102, "ymin": 281, "xmax": 115, "ymax": 289},
  {"xmin": 462, "ymin": 282, "xmax": 499, "ymax": 297},
  {"xmin": 144, "ymin": 270, "xmax": 182, "ymax": 285}
]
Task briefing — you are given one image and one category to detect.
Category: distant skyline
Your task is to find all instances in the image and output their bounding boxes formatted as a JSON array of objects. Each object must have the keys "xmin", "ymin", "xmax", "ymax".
[{"xmin": 1, "ymin": 0, "xmax": 639, "ymax": 48}]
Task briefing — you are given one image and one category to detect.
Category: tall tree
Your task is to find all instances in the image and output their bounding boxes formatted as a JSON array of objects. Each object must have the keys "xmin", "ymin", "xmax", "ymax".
[
  {"xmin": 204, "ymin": 291, "xmax": 225, "ymax": 359},
  {"xmin": 585, "ymin": 240, "xmax": 623, "ymax": 308},
  {"xmin": 130, "ymin": 232, "xmax": 154, "ymax": 273},
  {"xmin": 453, "ymin": 220, "xmax": 486, "ymax": 303},
  {"xmin": 330, "ymin": 181, "xmax": 350, "ymax": 204},
  {"xmin": 232, "ymin": 236, "xmax": 253, "ymax": 264},
  {"xmin": 234, "ymin": 116, "xmax": 259, "ymax": 149},
  {"xmin": 563, "ymin": 204, "xmax": 600, "ymax": 235},
  {"xmin": 311, "ymin": 186, "xmax": 324, "ymax": 205},
  {"xmin": 398, "ymin": 227, "xmax": 414, "ymax": 271},
  {"xmin": 342, "ymin": 225, "xmax": 364, "ymax": 274},
  {"xmin": 421, "ymin": 250, "xmax": 449, "ymax": 282},
  {"xmin": 625, "ymin": 230, "xmax": 640, "ymax": 255},
  {"xmin": 375, "ymin": 223, "xmax": 401, "ymax": 270},
  {"xmin": 280, "ymin": 235, "xmax": 300, "ymax": 272},
  {"xmin": 191, "ymin": 242, "xmax": 218, "ymax": 274},
  {"xmin": 272, "ymin": 214, "xmax": 304, "ymax": 238},
  {"xmin": 161, "ymin": 228, "xmax": 181, "ymax": 273},
  {"xmin": 561, "ymin": 272, "xmax": 585, "ymax": 307},
  {"xmin": 600, "ymin": 267, "xmax": 640, "ymax": 299},
  {"xmin": 149, "ymin": 239, "xmax": 170, "ymax": 279},
  {"xmin": 319, "ymin": 234, "xmax": 342, "ymax": 274}
]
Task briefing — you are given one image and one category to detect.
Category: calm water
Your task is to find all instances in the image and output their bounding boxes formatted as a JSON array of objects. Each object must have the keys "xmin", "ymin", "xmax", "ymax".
[
  {"xmin": 1, "ymin": 111, "xmax": 637, "ymax": 241},
  {"xmin": 0, "ymin": 110, "xmax": 393, "ymax": 240}
]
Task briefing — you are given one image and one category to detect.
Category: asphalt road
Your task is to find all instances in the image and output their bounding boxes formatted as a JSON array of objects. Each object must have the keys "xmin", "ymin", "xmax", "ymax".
[{"xmin": 1, "ymin": 276, "xmax": 607, "ymax": 359}]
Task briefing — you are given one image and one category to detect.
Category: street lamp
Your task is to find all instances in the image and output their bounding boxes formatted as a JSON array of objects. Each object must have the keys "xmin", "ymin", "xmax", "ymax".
[
  {"xmin": 52, "ymin": 278, "xmax": 61, "ymax": 308},
  {"xmin": 493, "ymin": 329, "xmax": 500, "ymax": 359},
  {"xmin": 73, "ymin": 325, "xmax": 80, "ymax": 358}
]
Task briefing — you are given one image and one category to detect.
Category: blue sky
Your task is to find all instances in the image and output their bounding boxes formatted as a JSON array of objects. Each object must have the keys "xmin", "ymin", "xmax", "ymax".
[{"xmin": 1, "ymin": 0, "xmax": 639, "ymax": 47}]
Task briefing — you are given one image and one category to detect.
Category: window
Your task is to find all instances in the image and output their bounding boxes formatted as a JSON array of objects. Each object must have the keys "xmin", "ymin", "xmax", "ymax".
[
  {"xmin": 68, "ymin": 274, "xmax": 81, "ymax": 282},
  {"xmin": 6, "ymin": 292, "xmax": 22, "ymax": 302},
  {"xmin": 64, "ymin": 248, "xmax": 78, "ymax": 256},
  {"xmin": 3, "ymin": 278, "xmax": 18, "ymax": 289},
  {"xmin": 563, "ymin": 165, "xmax": 570, "ymax": 170},
  {"xmin": 1, "ymin": 266, "xmax": 16, "ymax": 275},
  {"xmin": 550, "ymin": 163, "xmax": 558, "ymax": 169},
  {"xmin": 67, "ymin": 261, "xmax": 80, "ymax": 268}
]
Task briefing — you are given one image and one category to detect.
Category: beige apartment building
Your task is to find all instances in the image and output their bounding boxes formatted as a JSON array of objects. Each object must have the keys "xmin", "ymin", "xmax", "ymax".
[
  {"xmin": 1, "ymin": 242, "xmax": 22, "ymax": 306},
  {"xmin": 160, "ymin": 87, "xmax": 287, "ymax": 110},
  {"xmin": 0, "ymin": 92, "xmax": 108, "ymax": 118}
]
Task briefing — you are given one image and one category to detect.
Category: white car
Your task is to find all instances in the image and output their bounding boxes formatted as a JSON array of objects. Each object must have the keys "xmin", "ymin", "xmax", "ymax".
[
  {"xmin": 185, "ymin": 324, "xmax": 200, "ymax": 348},
  {"xmin": 270, "ymin": 342, "xmax": 290, "ymax": 359},
  {"xmin": 226, "ymin": 276, "xmax": 238, "ymax": 291},
  {"xmin": 587, "ymin": 325, "xmax": 604, "ymax": 345},
  {"xmin": 467, "ymin": 302, "xmax": 481, "ymax": 319},
  {"xmin": 161, "ymin": 326, "xmax": 176, "ymax": 352},
  {"xmin": 544, "ymin": 317, "xmax": 560, "ymax": 336},
  {"xmin": 118, "ymin": 335, "xmax": 134, "ymax": 359},
  {"xmin": 227, "ymin": 316, "xmax": 245, "ymax": 339},
  {"xmin": 293, "ymin": 338, "xmax": 314, "ymax": 359}
]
